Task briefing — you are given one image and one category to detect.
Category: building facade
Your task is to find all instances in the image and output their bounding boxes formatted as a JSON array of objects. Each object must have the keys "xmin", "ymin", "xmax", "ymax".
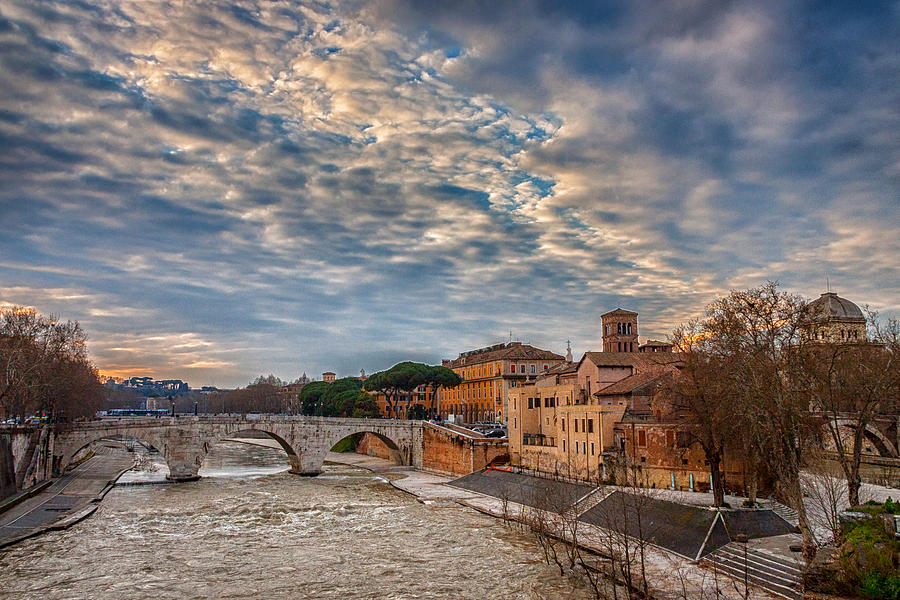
[
  {"xmin": 439, "ymin": 342, "xmax": 565, "ymax": 424},
  {"xmin": 506, "ymin": 305, "xmax": 685, "ymax": 483}
]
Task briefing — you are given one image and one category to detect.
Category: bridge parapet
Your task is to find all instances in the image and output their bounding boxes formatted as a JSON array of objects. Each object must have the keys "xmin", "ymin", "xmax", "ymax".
[{"xmin": 37, "ymin": 417, "xmax": 424, "ymax": 482}]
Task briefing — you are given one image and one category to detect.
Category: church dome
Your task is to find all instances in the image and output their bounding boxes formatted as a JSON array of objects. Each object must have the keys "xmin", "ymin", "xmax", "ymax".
[{"xmin": 807, "ymin": 292, "xmax": 865, "ymax": 322}]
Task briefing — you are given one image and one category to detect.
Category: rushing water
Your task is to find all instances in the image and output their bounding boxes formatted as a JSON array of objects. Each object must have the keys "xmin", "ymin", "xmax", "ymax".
[{"xmin": 0, "ymin": 441, "xmax": 593, "ymax": 599}]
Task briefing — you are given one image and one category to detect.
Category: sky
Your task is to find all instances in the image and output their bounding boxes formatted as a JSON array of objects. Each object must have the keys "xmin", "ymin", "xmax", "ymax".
[{"xmin": 1, "ymin": 1, "xmax": 898, "ymax": 389}]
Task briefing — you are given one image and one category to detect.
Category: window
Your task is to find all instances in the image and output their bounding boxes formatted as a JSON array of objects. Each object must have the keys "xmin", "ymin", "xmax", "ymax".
[
  {"xmin": 640, "ymin": 456, "xmax": 646, "ymax": 463},
  {"xmin": 562, "ymin": 419, "xmax": 566, "ymax": 432},
  {"xmin": 666, "ymin": 430, "xmax": 675, "ymax": 447},
  {"xmin": 637, "ymin": 430, "xmax": 647, "ymax": 447},
  {"xmin": 513, "ymin": 418, "xmax": 516, "ymax": 428},
  {"xmin": 530, "ymin": 365, "xmax": 536, "ymax": 373},
  {"xmin": 588, "ymin": 419, "xmax": 594, "ymax": 433},
  {"xmin": 582, "ymin": 441, "xmax": 587, "ymax": 454},
  {"xmin": 575, "ymin": 442, "xmax": 579, "ymax": 454},
  {"xmin": 520, "ymin": 364, "xmax": 525, "ymax": 373},
  {"xmin": 581, "ymin": 418, "xmax": 586, "ymax": 432},
  {"xmin": 575, "ymin": 419, "xmax": 579, "ymax": 433},
  {"xmin": 510, "ymin": 364, "xmax": 516, "ymax": 373},
  {"xmin": 543, "ymin": 364, "xmax": 548, "ymax": 370},
  {"xmin": 562, "ymin": 440, "xmax": 566, "ymax": 452},
  {"xmin": 591, "ymin": 443, "xmax": 595, "ymax": 456},
  {"xmin": 682, "ymin": 459, "xmax": 688, "ymax": 465},
  {"xmin": 513, "ymin": 398, "xmax": 517, "ymax": 410},
  {"xmin": 527, "ymin": 398, "xmax": 533, "ymax": 409}
]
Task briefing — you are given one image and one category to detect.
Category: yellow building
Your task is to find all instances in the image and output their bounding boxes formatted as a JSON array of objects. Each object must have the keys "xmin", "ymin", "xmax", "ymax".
[
  {"xmin": 508, "ymin": 361, "xmax": 628, "ymax": 482},
  {"xmin": 508, "ymin": 349, "xmax": 681, "ymax": 482},
  {"xmin": 439, "ymin": 342, "xmax": 565, "ymax": 424}
]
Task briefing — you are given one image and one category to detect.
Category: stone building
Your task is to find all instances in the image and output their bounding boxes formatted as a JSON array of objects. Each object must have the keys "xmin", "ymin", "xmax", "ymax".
[
  {"xmin": 439, "ymin": 342, "xmax": 565, "ymax": 424},
  {"xmin": 803, "ymin": 291, "xmax": 867, "ymax": 343}
]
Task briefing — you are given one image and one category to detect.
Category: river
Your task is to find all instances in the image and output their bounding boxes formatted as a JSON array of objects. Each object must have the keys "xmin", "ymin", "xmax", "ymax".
[{"xmin": 0, "ymin": 441, "xmax": 593, "ymax": 599}]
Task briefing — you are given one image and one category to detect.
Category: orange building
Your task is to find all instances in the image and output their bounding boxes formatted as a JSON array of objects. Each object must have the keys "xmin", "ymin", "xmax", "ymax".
[
  {"xmin": 439, "ymin": 342, "xmax": 565, "ymax": 424},
  {"xmin": 373, "ymin": 384, "xmax": 431, "ymax": 420}
]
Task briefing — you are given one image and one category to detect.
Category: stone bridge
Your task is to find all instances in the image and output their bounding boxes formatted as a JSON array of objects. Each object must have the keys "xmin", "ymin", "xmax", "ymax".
[
  {"xmin": 822, "ymin": 413, "xmax": 900, "ymax": 459},
  {"xmin": 50, "ymin": 416, "xmax": 424, "ymax": 481}
]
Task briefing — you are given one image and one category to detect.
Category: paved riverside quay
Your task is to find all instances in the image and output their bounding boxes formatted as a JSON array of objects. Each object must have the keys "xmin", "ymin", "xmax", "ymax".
[
  {"xmin": 0, "ymin": 446, "xmax": 132, "ymax": 548},
  {"xmin": 4, "ymin": 416, "xmax": 424, "ymax": 482}
]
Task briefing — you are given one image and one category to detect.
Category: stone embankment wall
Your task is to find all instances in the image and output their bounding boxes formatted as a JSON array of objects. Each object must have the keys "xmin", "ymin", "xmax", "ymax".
[
  {"xmin": 356, "ymin": 433, "xmax": 395, "ymax": 461},
  {"xmin": 421, "ymin": 423, "xmax": 508, "ymax": 476},
  {"xmin": 1, "ymin": 426, "xmax": 55, "ymax": 499}
]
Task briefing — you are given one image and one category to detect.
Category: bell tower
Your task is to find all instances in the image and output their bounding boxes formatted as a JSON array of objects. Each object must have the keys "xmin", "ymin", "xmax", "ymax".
[{"xmin": 602, "ymin": 308, "xmax": 639, "ymax": 352}]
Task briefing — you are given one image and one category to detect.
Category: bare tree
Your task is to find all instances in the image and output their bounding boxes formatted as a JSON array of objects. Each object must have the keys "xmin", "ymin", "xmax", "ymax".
[
  {"xmin": 0, "ymin": 306, "xmax": 103, "ymax": 421},
  {"xmin": 660, "ymin": 322, "xmax": 738, "ymax": 507},
  {"xmin": 798, "ymin": 315, "xmax": 900, "ymax": 506},
  {"xmin": 802, "ymin": 453, "xmax": 850, "ymax": 546},
  {"xmin": 703, "ymin": 282, "xmax": 820, "ymax": 557}
]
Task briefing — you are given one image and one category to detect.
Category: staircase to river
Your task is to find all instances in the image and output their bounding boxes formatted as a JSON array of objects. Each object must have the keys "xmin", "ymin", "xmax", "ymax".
[{"xmin": 702, "ymin": 542, "xmax": 803, "ymax": 600}]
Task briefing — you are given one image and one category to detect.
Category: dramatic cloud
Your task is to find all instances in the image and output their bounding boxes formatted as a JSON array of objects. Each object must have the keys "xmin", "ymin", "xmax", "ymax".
[{"xmin": 1, "ymin": 1, "xmax": 897, "ymax": 387}]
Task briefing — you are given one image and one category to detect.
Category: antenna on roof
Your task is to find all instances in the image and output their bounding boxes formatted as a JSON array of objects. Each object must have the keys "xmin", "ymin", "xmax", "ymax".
[{"xmin": 826, "ymin": 271, "xmax": 831, "ymax": 293}]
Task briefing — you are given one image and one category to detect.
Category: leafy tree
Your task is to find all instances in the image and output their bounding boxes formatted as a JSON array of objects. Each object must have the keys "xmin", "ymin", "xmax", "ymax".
[
  {"xmin": 363, "ymin": 362, "xmax": 461, "ymax": 419},
  {"xmin": 419, "ymin": 366, "xmax": 462, "ymax": 417},
  {"xmin": 299, "ymin": 381, "xmax": 331, "ymax": 416},
  {"xmin": 297, "ymin": 377, "xmax": 377, "ymax": 418},
  {"xmin": 363, "ymin": 361, "xmax": 428, "ymax": 416}
]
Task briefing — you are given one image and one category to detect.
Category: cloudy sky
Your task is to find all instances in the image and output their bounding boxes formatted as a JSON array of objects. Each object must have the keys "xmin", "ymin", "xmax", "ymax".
[{"xmin": 1, "ymin": 1, "xmax": 898, "ymax": 388}]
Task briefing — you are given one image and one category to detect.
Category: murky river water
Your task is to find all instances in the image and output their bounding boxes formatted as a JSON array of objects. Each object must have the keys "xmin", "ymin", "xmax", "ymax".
[{"xmin": 0, "ymin": 442, "xmax": 592, "ymax": 599}]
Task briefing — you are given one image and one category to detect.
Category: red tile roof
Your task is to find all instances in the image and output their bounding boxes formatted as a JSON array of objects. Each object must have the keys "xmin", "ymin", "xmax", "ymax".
[
  {"xmin": 594, "ymin": 371, "xmax": 668, "ymax": 396},
  {"xmin": 444, "ymin": 343, "xmax": 565, "ymax": 368}
]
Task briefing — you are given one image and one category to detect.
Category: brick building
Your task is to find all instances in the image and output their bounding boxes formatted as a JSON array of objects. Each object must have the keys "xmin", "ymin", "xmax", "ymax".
[
  {"xmin": 507, "ymin": 307, "xmax": 692, "ymax": 484},
  {"xmin": 439, "ymin": 342, "xmax": 566, "ymax": 424},
  {"xmin": 509, "ymin": 351, "xmax": 679, "ymax": 481}
]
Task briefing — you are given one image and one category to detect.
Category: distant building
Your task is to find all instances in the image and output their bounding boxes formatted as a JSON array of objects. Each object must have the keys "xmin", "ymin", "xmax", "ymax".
[
  {"xmin": 103, "ymin": 376, "xmax": 190, "ymax": 396},
  {"xmin": 804, "ymin": 291, "xmax": 867, "ymax": 343},
  {"xmin": 322, "ymin": 372, "xmax": 336, "ymax": 383},
  {"xmin": 440, "ymin": 342, "xmax": 566, "ymax": 424}
]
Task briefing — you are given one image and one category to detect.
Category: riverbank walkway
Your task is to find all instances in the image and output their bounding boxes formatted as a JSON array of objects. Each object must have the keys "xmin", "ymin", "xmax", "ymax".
[
  {"xmin": 327, "ymin": 452, "xmax": 791, "ymax": 600},
  {"xmin": 0, "ymin": 447, "xmax": 132, "ymax": 548}
]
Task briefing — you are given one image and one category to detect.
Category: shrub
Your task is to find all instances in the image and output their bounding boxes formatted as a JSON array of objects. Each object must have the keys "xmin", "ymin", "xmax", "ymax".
[{"xmin": 860, "ymin": 571, "xmax": 900, "ymax": 600}]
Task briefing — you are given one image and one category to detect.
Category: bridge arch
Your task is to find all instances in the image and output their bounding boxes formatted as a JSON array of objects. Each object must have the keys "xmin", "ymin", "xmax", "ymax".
[
  {"xmin": 833, "ymin": 419, "xmax": 899, "ymax": 459},
  {"xmin": 58, "ymin": 429, "xmax": 166, "ymax": 475},
  {"xmin": 328, "ymin": 430, "xmax": 404, "ymax": 466},
  {"xmin": 199, "ymin": 428, "xmax": 302, "ymax": 476}
]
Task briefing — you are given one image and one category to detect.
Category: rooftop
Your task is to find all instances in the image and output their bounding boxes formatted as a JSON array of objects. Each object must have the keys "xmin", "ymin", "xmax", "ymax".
[
  {"xmin": 580, "ymin": 351, "xmax": 682, "ymax": 368},
  {"xmin": 594, "ymin": 371, "xmax": 668, "ymax": 396},
  {"xmin": 807, "ymin": 292, "xmax": 865, "ymax": 323},
  {"xmin": 601, "ymin": 308, "xmax": 638, "ymax": 317},
  {"xmin": 444, "ymin": 342, "xmax": 565, "ymax": 368}
]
